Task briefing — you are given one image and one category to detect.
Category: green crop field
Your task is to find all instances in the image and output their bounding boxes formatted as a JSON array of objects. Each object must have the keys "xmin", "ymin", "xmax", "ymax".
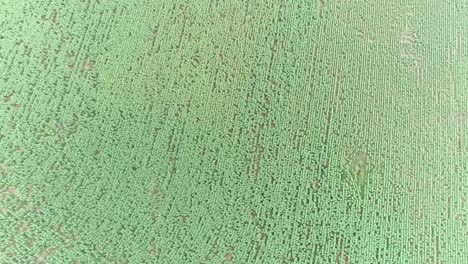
[{"xmin": 0, "ymin": 0, "xmax": 467, "ymax": 263}]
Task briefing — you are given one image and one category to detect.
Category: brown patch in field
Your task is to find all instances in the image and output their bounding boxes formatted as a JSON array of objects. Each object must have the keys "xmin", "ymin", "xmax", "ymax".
[
  {"xmin": 225, "ymin": 252, "xmax": 233, "ymax": 262},
  {"xmin": 18, "ymin": 223, "xmax": 29, "ymax": 233},
  {"xmin": 35, "ymin": 248, "xmax": 58, "ymax": 264},
  {"xmin": 351, "ymin": 151, "xmax": 368, "ymax": 188},
  {"xmin": 82, "ymin": 56, "xmax": 93, "ymax": 72},
  {"xmin": 0, "ymin": 166, "xmax": 8, "ymax": 177},
  {"xmin": 2, "ymin": 187, "xmax": 20, "ymax": 199},
  {"xmin": 319, "ymin": 0, "xmax": 325, "ymax": 17}
]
